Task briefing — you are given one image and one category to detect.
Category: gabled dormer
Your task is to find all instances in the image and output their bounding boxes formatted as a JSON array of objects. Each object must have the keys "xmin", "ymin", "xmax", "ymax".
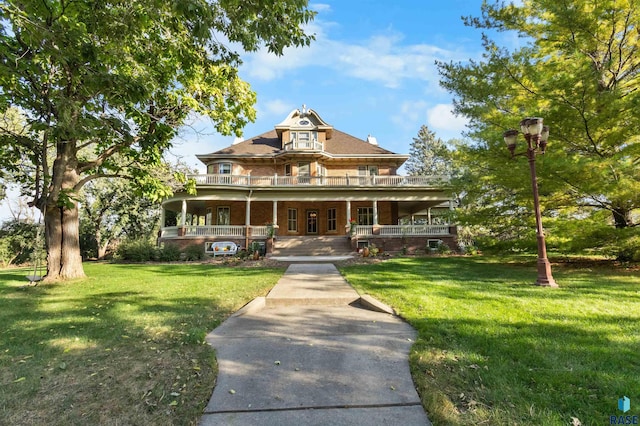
[{"xmin": 275, "ymin": 105, "xmax": 333, "ymax": 151}]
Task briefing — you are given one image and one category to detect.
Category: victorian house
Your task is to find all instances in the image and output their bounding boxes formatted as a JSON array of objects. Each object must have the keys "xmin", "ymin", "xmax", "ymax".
[{"xmin": 159, "ymin": 106, "xmax": 456, "ymax": 256}]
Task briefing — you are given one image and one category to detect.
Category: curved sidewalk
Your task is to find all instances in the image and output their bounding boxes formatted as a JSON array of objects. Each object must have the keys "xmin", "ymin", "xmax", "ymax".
[{"xmin": 200, "ymin": 263, "xmax": 431, "ymax": 425}]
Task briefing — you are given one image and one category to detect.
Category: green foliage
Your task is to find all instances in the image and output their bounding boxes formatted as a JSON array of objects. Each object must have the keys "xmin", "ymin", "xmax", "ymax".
[
  {"xmin": 0, "ymin": 220, "xmax": 42, "ymax": 266},
  {"xmin": 115, "ymin": 239, "xmax": 156, "ymax": 262},
  {"xmin": 616, "ymin": 234, "xmax": 640, "ymax": 262},
  {"xmin": 438, "ymin": 0, "xmax": 640, "ymax": 252},
  {"xmin": 0, "ymin": 0, "xmax": 316, "ymax": 279},
  {"xmin": 405, "ymin": 125, "xmax": 455, "ymax": 177},
  {"xmin": 183, "ymin": 244, "xmax": 205, "ymax": 261},
  {"xmin": 157, "ymin": 244, "xmax": 182, "ymax": 262}
]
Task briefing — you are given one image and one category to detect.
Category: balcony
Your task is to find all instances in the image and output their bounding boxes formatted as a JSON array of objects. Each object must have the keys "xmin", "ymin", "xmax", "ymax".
[
  {"xmin": 188, "ymin": 174, "xmax": 448, "ymax": 188},
  {"xmin": 283, "ymin": 140, "xmax": 324, "ymax": 151}
]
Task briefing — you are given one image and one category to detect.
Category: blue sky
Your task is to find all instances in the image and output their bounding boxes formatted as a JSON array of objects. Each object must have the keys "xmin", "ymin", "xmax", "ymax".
[{"xmin": 1, "ymin": 0, "xmax": 490, "ymax": 221}]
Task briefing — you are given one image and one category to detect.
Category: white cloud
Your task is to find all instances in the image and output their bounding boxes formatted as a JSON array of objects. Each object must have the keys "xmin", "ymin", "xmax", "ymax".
[
  {"xmin": 310, "ymin": 3, "xmax": 332, "ymax": 13},
  {"xmin": 391, "ymin": 100, "xmax": 429, "ymax": 128},
  {"xmin": 259, "ymin": 99, "xmax": 295, "ymax": 118},
  {"xmin": 242, "ymin": 20, "xmax": 466, "ymax": 89},
  {"xmin": 427, "ymin": 104, "xmax": 468, "ymax": 134}
]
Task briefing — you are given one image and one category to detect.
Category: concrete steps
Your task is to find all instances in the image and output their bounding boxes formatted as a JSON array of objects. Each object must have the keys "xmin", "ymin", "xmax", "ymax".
[{"xmin": 272, "ymin": 236, "xmax": 353, "ymax": 257}]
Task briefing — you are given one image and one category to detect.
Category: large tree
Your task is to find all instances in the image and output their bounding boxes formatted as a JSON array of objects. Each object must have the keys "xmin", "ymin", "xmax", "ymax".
[
  {"xmin": 0, "ymin": 0, "xmax": 315, "ymax": 280},
  {"xmin": 405, "ymin": 125, "xmax": 454, "ymax": 177},
  {"xmin": 438, "ymin": 0, "xmax": 640, "ymax": 245}
]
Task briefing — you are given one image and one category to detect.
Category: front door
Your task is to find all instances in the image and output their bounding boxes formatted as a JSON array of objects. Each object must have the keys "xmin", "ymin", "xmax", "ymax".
[{"xmin": 306, "ymin": 210, "xmax": 318, "ymax": 234}]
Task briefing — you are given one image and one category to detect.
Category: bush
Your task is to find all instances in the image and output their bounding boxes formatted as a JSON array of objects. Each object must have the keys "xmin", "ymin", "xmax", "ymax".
[
  {"xmin": 157, "ymin": 244, "xmax": 182, "ymax": 262},
  {"xmin": 183, "ymin": 244, "xmax": 205, "ymax": 261},
  {"xmin": 617, "ymin": 235, "xmax": 640, "ymax": 262},
  {"xmin": 115, "ymin": 239, "xmax": 156, "ymax": 262}
]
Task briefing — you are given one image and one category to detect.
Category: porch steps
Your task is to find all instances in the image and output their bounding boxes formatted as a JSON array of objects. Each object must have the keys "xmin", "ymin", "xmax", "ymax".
[{"xmin": 271, "ymin": 236, "xmax": 353, "ymax": 257}]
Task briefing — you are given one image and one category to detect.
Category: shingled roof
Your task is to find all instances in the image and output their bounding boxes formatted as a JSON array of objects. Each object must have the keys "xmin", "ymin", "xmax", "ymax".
[{"xmin": 200, "ymin": 129, "xmax": 400, "ymax": 157}]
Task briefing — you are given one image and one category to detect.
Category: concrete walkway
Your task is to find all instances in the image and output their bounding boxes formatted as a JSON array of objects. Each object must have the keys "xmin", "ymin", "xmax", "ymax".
[{"xmin": 199, "ymin": 263, "xmax": 431, "ymax": 426}]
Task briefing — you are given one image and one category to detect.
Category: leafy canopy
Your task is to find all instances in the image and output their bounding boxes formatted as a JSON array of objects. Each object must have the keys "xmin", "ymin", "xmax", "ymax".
[{"xmin": 438, "ymin": 0, "xmax": 640, "ymax": 249}]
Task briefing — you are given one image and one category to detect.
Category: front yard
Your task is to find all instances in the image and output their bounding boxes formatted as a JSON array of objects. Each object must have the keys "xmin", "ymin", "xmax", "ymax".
[
  {"xmin": 1, "ymin": 256, "xmax": 638, "ymax": 425},
  {"xmin": 340, "ymin": 256, "xmax": 640, "ymax": 425},
  {"xmin": 0, "ymin": 262, "xmax": 284, "ymax": 425}
]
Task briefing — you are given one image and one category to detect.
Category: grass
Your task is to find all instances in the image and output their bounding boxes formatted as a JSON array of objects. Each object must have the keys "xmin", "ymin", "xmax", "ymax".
[
  {"xmin": 0, "ymin": 262, "xmax": 284, "ymax": 425},
  {"xmin": 339, "ymin": 256, "xmax": 640, "ymax": 426}
]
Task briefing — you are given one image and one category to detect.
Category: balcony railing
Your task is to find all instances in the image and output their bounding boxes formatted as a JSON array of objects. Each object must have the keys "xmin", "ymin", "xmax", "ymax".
[
  {"xmin": 283, "ymin": 140, "xmax": 324, "ymax": 151},
  {"xmin": 189, "ymin": 174, "xmax": 448, "ymax": 188}
]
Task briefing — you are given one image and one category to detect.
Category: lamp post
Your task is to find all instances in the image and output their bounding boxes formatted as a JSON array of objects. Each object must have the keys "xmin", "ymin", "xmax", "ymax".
[{"xmin": 503, "ymin": 117, "xmax": 558, "ymax": 288}]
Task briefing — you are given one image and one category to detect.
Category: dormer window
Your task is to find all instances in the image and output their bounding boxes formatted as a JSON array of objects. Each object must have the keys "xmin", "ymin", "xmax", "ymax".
[{"xmin": 288, "ymin": 131, "xmax": 318, "ymax": 150}]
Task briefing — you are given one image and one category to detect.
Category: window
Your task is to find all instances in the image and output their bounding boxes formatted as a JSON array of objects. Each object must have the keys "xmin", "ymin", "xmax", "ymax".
[
  {"xmin": 327, "ymin": 208, "xmax": 337, "ymax": 231},
  {"xmin": 284, "ymin": 164, "xmax": 292, "ymax": 176},
  {"xmin": 288, "ymin": 209, "xmax": 298, "ymax": 232},
  {"xmin": 219, "ymin": 163, "xmax": 232, "ymax": 174},
  {"xmin": 358, "ymin": 165, "xmax": 379, "ymax": 176},
  {"xmin": 357, "ymin": 207, "xmax": 373, "ymax": 226},
  {"xmin": 298, "ymin": 162, "xmax": 310, "ymax": 176},
  {"xmin": 217, "ymin": 207, "xmax": 230, "ymax": 225}
]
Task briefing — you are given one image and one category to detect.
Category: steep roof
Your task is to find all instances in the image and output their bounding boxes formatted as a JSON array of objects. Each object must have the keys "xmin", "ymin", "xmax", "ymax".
[{"xmin": 198, "ymin": 129, "xmax": 400, "ymax": 158}]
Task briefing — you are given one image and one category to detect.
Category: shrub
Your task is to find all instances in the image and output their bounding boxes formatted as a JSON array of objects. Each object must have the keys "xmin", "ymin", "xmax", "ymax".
[
  {"xmin": 617, "ymin": 235, "xmax": 640, "ymax": 262},
  {"xmin": 437, "ymin": 241, "xmax": 452, "ymax": 255},
  {"xmin": 184, "ymin": 244, "xmax": 205, "ymax": 261},
  {"xmin": 157, "ymin": 244, "xmax": 182, "ymax": 262},
  {"xmin": 115, "ymin": 239, "xmax": 156, "ymax": 262}
]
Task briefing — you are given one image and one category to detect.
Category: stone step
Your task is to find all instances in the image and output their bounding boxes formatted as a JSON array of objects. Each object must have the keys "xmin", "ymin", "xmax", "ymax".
[{"xmin": 273, "ymin": 236, "xmax": 352, "ymax": 257}]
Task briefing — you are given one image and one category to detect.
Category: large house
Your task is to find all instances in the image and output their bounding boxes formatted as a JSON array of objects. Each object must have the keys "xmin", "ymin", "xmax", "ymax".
[{"xmin": 159, "ymin": 106, "xmax": 457, "ymax": 256}]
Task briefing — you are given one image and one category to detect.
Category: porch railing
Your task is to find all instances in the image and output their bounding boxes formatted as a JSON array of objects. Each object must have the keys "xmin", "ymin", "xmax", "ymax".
[
  {"xmin": 378, "ymin": 225, "xmax": 450, "ymax": 236},
  {"xmin": 188, "ymin": 174, "xmax": 448, "ymax": 188},
  {"xmin": 161, "ymin": 224, "xmax": 451, "ymax": 238}
]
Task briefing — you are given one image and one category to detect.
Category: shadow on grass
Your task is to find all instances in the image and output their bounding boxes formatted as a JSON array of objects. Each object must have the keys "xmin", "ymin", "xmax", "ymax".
[
  {"xmin": 0, "ymin": 263, "xmax": 282, "ymax": 426},
  {"xmin": 340, "ymin": 256, "xmax": 640, "ymax": 425}
]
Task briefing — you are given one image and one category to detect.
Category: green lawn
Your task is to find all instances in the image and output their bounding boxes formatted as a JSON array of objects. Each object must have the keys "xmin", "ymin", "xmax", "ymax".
[
  {"xmin": 0, "ymin": 262, "xmax": 284, "ymax": 425},
  {"xmin": 339, "ymin": 256, "xmax": 640, "ymax": 426},
  {"xmin": 2, "ymin": 257, "xmax": 638, "ymax": 425}
]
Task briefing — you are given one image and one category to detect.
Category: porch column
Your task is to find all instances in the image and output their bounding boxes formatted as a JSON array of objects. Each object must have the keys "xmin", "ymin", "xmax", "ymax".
[
  {"xmin": 372, "ymin": 200, "xmax": 378, "ymax": 225},
  {"xmin": 160, "ymin": 207, "xmax": 166, "ymax": 228},
  {"xmin": 346, "ymin": 200, "xmax": 351, "ymax": 224},
  {"xmin": 245, "ymin": 197, "xmax": 251, "ymax": 226},
  {"xmin": 428, "ymin": 208, "xmax": 432, "ymax": 225},
  {"xmin": 180, "ymin": 200, "xmax": 187, "ymax": 226},
  {"xmin": 272, "ymin": 200, "xmax": 278, "ymax": 226}
]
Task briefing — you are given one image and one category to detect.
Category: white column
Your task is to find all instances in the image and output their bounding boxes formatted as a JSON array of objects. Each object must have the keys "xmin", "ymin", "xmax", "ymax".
[
  {"xmin": 272, "ymin": 200, "xmax": 278, "ymax": 226},
  {"xmin": 428, "ymin": 208, "xmax": 432, "ymax": 225},
  {"xmin": 373, "ymin": 200, "xmax": 378, "ymax": 225},
  {"xmin": 245, "ymin": 197, "xmax": 251, "ymax": 226},
  {"xmin": 180, "ymin": 200, "xmax": 187, "ymax": 226},
  {"xmin": 346, "ymin": 200, "xmax": 351, "ymax": 225}
]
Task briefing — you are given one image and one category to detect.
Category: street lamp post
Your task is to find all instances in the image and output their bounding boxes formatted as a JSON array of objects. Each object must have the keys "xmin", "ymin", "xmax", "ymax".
[{"xmin": 503, "ymin": 117, "xmax": 558, "ymax": 288}]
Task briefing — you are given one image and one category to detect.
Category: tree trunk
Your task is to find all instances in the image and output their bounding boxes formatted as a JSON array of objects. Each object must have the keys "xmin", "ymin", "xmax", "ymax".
[
  {"xmin": 612, "ymin": 207, "xmax": 632, "ymax": 229},
  {"xmin": 44, "ymin": 203, "xmax": 86, "ymax": 281},
  {"xmin": 43, "ymin": 142, "xmax": 86, "ymax": 281}
]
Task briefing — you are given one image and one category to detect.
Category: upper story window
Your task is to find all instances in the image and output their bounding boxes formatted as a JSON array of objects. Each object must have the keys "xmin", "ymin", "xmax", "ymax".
[
  {"xmin": 358, "ymin": 165, "xmax": 379, "ymax": 176},
  {"xmin": 207, "ymin": 162, "xmax": 232, "ymax": 174}
]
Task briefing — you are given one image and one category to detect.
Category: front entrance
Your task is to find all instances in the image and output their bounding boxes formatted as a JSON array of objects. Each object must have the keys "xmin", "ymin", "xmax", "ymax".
[{"xmin": 306, "ymin": 210, "xmax": 318, "ymax": 234}]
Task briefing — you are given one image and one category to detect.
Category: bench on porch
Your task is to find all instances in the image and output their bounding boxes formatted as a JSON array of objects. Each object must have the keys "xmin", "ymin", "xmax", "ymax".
[{"xmin": 205, "ymin": 241, "xmax": 238, "ymax": 256}]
